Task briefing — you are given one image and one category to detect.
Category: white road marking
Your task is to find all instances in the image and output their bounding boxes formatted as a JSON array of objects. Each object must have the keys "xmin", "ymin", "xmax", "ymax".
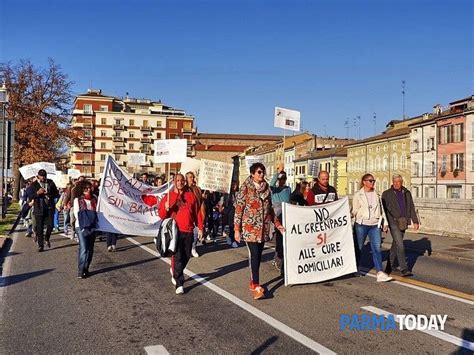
[
  {"xmin": 126, "ymin": 237, "xmax": 335, "ymax": 355},
  {"xmin": 144, "ymin": 345, "xmax": 170, "ymax": 355},
  {"xmin": 361, "ymin": 306, "xmax": 474, "ymax": 351},
  {"xmin": 359, "ymin": 268, "xmax": 474, "ymax": 306}
]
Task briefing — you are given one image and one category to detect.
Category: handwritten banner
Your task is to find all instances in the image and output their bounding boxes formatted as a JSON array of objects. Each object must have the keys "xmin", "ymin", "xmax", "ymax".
[
  {"xmin": 51, "ymin": 172, "xmax": 70, "ymax": 188},
  {"xmin": 128, "ymin": 153, "xmax": 146, "ymax": 166},
  {"xmin": 282, "ymin": 197, "xmax": 357, "ymax": 285},
  {"xmin": 97, "ymin": 155, "xmax": 171, "ymax": 236},
  {"xmin": 20, "ymin": 162, "xmax": 57, "ymax": 180},
  {"xmin": 67, "ymin": 168, "xmax": 81, "ymax": 179},
  {"xmin": 154, "ymin": 139, "xmax": 187, "ymax": 163},
  {"xmin": 198, "ymin": 159, "xmax": 233, "ymax": 194}
]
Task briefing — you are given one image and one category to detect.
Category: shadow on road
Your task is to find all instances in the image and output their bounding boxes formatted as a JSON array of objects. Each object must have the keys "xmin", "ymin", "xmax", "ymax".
[
  {"xmin": 90, "ymin": 257, "xmax": 157, "ymax": 276},
  {"xmin": 0, "ymin": 268, "xmax": 54, "ymax": 287},
  {"xmin": 452, "ymin": 327, "xmax": 474, "ymax": 354},
  {"xmin": 250, "ymin": 336, "xmax": 279, "ymax": 354}
]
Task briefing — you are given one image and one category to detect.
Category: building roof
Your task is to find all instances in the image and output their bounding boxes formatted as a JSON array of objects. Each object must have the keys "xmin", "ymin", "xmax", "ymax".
[
  {"xmin": 449, "ymin": 95, "xmax": 474, "ymax": 105},
  {"xmin": 194, "ymin": 144, "xmax": 247, "ymax": 152},
  {"xmin": 295, "ymin": 148, "xmax": 347, "ymax": 163},
  {"xmin": 196, "ymin": 133, "xmax": 282, "ymax": 141},
  {"xmin": 345, "ymin": 127, "xmax": 411, "ymax": 148}
]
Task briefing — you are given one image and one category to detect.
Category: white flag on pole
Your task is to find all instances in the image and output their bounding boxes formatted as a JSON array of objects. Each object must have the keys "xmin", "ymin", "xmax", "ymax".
[
  {"xmin": 154, "ymin": 139, "xmax": 187, "ymax": 163},
  {"xmin": 274, "ymin": 107, "xmax": 301, "ymax": 132}
]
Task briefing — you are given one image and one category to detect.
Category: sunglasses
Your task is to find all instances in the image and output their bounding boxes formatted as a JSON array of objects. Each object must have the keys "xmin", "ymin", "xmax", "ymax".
[
  {"xmin": 364, "ymin": 179, "xmax": 376, "ymax": 183},
  {"xmin": 255, "ymin": 170, "xmax": 265, "ymax": 175}
]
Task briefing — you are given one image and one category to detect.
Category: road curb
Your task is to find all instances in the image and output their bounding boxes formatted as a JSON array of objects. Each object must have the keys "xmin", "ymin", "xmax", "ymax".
[
  {"xmin": 381, "ymin": 242, "xmax": 474, "ymax": 263},
  {"xmin": 0, "ymin": 235, "xmax": 10, "ymax": 253}
]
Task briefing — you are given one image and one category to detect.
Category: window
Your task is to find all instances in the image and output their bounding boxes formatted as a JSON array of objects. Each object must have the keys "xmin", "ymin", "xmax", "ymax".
[
  {"xmin": 100, "ymin": 166, "xmax": 104, "ymax": 173},
  {"xmin": 447, "ymin": 185, "xmax": 462, "ymax": 199},
  {"xmin": 402, "ymin": 142, "xmax": 406, "ymax": 149},
  {"xmin": 412, "ymin": 140, "xmax": 419, "ymax": 152},
  {"xmin": 369, "ymin": 147, "xmax": 373, "ymax": 153},
  {"xmin": 302, "ymin": 166, "xmax": 306, "ymax": 175},
  {"xmin": 376, "ymin": 146, "xmax": 380, "ymax": 152},
  {"xmin": 99, "ymin": 105, "xmax": 108, "ymax": 112},
  {"xmin": 471, "ymin": 153, "xmax": 474, "ymax": 171},
  {"xmin": 413, "ymin": 162, "xmax": 419, "ymax": 177},
  {"xmin": 129, "ymin": 143, "xmax": 134, "ymax": 150},
  {"xmin": 129, "ymin": 131, "xmax": 135, "ymax": 138},
  {"xmin": 183, "ymin": 121, "xmax": 192, "ymax": 129},
  {"xmin": 100, "ymin": 130, "xmax": 106, "ymax": 137},
  {"xmin": 383, "ymin": 145, "xmax": 388, "ymax": 152},
  {"xmin": 383, "ymin": 179, "xmax": 388, "ymax": 191},
  {"xmin": 355, "ymin": 159, "xmax": 359, "ymax": 172},
  {"xmin": 439, "ymin": 123, "xmax": 464, "ymax": 144},
  {"xmin": 100, "ymin": 154, "xmax": 106, "ymax": 161},
  {"xmin": 392, "ymin": 155, "xmax": 398, "ymax": 170},
  {"xmin": 100, "ymin": 142, "xmax": 106, "ymax": 149},
  {"xmin": 130, "ymin": 119, "xmax": 135, "ymax": 126},
  {"xmin": 427, "ymin": 137, "xmax": 435, "ymax": 151},
  {"xmin": 451, "ymin": 153, "xmax": 464, "ymax": 171},
  {"xmin": 156, "ymin": 132, "xmax": 162, "ymax": 139},
  {"xmin": 169, "ymin": 121, "xmax": 178, "ymax": 129},
  {"xmin": 360, "ymin": 158, "xmax": 365, "ymax": 172},
  {"xmin": 348, "ymin": 161, "xmax": 353, "ymax": 172},
  {"xmin": 430, "ymin": 161, "xmax": 435, "ymax": 176},
  {"xmin": 84, "ymin": 129, "xmax": 92, "ymax": 138},
  {"xmin": 412, "ymin": 186, "xmax": 419, "ymax": 198},
  {"xmin": 375, "ymin": 157, "xmax": 381, "ymax": 171},
  {"xmin": 115, "ymin": 119, "xmax": 121, "ymax": 125},
  {"xmin": 392, "ymin": 144, "xmax": 397, "ymax": 150},
  {"xmin": 83, "ymin": 104, "xmax": 92, "ymax": 114},
  {"xmin": 101, "ymin": 118, "xmax": 107, "ymax": 125},
  {"xmin": 142, "ymin": 120, "xmax": 148, "ymax": 127},
  {"xmin": 441, "ymin": 155, "xmax": 447, "ymax": 172},
  {"xmin": 156, "ymin": 121, "xmax": 162, "ymax": 127},
  {"xmin": 325, "ymin": 163, "xmax": 330, "ymax": 173},
  {"xmin": 401, "ymin": 155, "xmax": 407, "ymax": 169},
  {"xmin": 383, "ymin": 156, "xmax": 388, "ymax": 171},
  {"xmin": 368, "ymin": 158, "xmax": 373, "ymax": 171},
  {"xmin": 348, "ymin": 181, "xmax": 353, "ymax": 195}
]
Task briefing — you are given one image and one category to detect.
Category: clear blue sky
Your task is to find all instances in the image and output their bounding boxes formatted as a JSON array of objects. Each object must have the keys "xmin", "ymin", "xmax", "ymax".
[{"xmin": 1, "ymin": 0, "xmax": 473, "ymax": 138}]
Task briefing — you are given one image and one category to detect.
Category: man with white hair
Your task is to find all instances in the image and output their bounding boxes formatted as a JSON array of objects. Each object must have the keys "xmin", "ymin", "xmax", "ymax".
[{"xmin": 382, "ymin": 174, "xmax": 419, "ymax": 277}]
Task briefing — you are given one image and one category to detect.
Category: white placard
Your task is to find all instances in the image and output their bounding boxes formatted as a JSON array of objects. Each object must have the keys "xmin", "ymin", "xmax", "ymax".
[
  {"xmin": 179, "ymin": 157, "xmax": 202, "ymax": 178},
  {"xmin": 198, "ymin": 159, "xmax": 233, "ymax": 194},
  {"xmin": 51, "ymin": 172, "xmax": 70, "ymax": 189},
  {"xmin": 282, "ymin": 197, "xmax": 357, "ymax": 285},
  {"xmin": 19, "ymin": 162, "xmax": 57, "ymax": 180},
  {"xmin": 154, "ymin": 139, "xmax": 187, "ymax": 163},
  {"xmin": 128, "ymin": 153, "xmax": 146, "ymax": 166},
  {"xmin": 245, "ymin": 155, "xmax": 265, "ymax": 168},
  {"xmin": 97, "ymin": 155, "xmax": 172, "ymax": 236},
  {"xmin": 67, "ymin": 168, "xmax": 81, "ymax": 179},
  {"xmin": 274, "ymin": 106, "xmax": 301, "ymax": 132}
]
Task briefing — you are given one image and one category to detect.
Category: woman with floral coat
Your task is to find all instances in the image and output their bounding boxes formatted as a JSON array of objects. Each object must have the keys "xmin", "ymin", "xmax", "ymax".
[{"xmin": 234, "ymin": 163, "xmax": 285, "ymax": 300}]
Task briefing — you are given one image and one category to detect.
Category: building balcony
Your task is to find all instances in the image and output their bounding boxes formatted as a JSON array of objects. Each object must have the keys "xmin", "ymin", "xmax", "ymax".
[
  {"xmin": 140, "ymin": 148, "xmax": 152, "ymax": 155},
  {"xmin": 113, "ymin": 141, "xmax": 125, "ymax": 147},
  {"xmin": 83, "ymin": 123, "xmax": 93, "ymax": 128},
  {"xmin": 113, "ymin": 124, "xmax": 125, "ymax": 130},
  {"xmin": 82, "ymin": 141, "xmax": 93, "ymax": 147},
  {"xmin": 140, "ymin": 126, "xmax": 152, "ymax": 132},
  {"xmin": 112, "ymin": 148, "xmax": 125, "ymax": 154},
  {"xmin": 82, "ymin": 160, "xmax": 93, "ymax": 165},
  {"xmin": 140, "ymin": 137, "xmax": 152, "ymax": 143},
  {"xmin": 187, "ymin": 148, "xmax": 196, "ymax": 157},
  {"xmin": 112, "ymin": 135, "xmax": 124, "ymax": 142},
  {"xmin": 82, "ymin": 147, "xmax": 94, "ymax": 153}
]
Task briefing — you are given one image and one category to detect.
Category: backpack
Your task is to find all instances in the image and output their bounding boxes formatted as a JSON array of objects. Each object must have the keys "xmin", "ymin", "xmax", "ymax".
[{"xmin": 154, "ymin": 218, "xmax": 178, "ymax": 257}]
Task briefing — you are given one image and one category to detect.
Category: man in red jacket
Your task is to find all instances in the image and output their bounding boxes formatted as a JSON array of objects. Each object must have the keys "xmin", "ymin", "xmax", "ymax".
[{"xmin": 159, "ymin": 173, "xmax": 203, "ymax": 295}]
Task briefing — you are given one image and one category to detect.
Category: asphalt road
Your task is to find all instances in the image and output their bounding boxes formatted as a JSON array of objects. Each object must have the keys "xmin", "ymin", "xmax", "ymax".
[{"xmin": 0, "ymin": 231, "xmax": 473, "ymax": 354}]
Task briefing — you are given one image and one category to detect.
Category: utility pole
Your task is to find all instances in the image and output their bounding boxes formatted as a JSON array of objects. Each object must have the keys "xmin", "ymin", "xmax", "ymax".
[
  {"xmin": 402, "ymin": 80, "xmax": 406, "ymax": 120},
  {"xmin": 357, "ymin": 115, "xmax": 361, "ymax": 139},
  {"xmin": 373, "ymin": 112, "xmax": 377, "ymax": 135},
  {"xmin": 344, "ymin": 119, "xmax": 350, "ymax": 139}
]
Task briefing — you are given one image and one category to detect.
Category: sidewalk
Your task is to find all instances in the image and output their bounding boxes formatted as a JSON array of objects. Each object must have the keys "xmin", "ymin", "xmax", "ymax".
[{"xmin": 381, "ymin": 229, "xmax": 474, "ymax": 262}]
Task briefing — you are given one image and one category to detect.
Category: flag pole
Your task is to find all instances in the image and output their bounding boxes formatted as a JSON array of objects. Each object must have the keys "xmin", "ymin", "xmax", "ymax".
[{"xmin": 167, "ymin": 161, "xmax": 171, "ymax": 202}]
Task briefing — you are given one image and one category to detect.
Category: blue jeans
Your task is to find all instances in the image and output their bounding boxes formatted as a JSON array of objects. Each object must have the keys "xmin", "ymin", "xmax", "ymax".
[
  {"xmin": 63, "ymin": 209, "xmax": 71, "ymax": 234},
  {"xmin": 77, "ymin": 228, "xmax": 96, "ymax": 275},
  {"xmin": 354, "ymin": 223, "xmax": 383, "ymax": 272}
]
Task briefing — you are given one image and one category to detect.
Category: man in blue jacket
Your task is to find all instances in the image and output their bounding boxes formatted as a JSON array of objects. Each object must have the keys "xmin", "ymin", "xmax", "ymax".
[{"xmin": 270, "ymin": 165, "xmax": 291, "ymax": 272}]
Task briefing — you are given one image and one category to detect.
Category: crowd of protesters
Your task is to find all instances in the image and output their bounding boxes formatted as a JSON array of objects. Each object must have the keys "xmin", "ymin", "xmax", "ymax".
[{"xmin": 17, "ymin": 163, "xmax": 419, "ymax": 300}]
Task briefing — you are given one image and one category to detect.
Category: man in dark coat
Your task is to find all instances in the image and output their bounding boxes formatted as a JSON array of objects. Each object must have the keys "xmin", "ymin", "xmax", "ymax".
[
  {"xmin": 30, "ymin": 169, "xmax": 59, "ymax": 251},
  {"xmin": 382, "ymin": 174, "xmax": 419, "ymax": 277}
]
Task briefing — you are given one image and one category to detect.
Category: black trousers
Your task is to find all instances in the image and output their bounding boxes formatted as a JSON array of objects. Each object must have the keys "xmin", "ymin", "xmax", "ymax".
[
  {"xmin": 275, "ymin": 229, "xmax": 284, "ymax": 259},
  {"xmin": 173, "ymin": 231, "xmax": 194, "ymax": 287},
  {"xmin": 34, "ymin": 211, "xmax": 54, "ymax": 247},
  {"xmin": 246, "ymin": 241, "xmax": 265, "ymax": 284}
]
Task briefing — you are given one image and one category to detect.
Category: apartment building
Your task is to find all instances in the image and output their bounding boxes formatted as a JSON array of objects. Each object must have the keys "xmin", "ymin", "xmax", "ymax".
[{"xmin": 70, "ymin": 89, "xmax": 196, "ymax": 177}]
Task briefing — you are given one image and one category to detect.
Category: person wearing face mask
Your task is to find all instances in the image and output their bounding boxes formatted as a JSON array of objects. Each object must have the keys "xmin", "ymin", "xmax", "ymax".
[
  {"xmin": 234, "ymin": 163, "xmax": 285, "ymax": 300},
  {"xmin": 30, "ymin": 169, "xmax": 59, "ymax": 252},
  {"xmin": 351, "ymin": 173, "xmax": 392, "ymax": 282}
]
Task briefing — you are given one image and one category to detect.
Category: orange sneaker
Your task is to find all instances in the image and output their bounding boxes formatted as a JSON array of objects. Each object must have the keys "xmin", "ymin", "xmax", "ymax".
[
  {"xmin": 253, "ymin": 286, "xmax": 265, "ymax": 300},
  {"xmin": 249, "ymin": 281, "xmax": 258, "ymax": 291}
]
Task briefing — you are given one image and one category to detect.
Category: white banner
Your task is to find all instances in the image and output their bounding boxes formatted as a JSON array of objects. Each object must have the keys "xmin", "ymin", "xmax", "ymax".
[
  {"xmin": 245, "ymin": 155, "xmax": 265, "ymax": 168},
  {"xmin": 19, "ymin": 162, "xmax": 57, "ymax": 180},
  {"xmin": 180, "ymin": 157, "xmax": 201, "ymax": 178},
  {"xmin": 128, "ymin": 153, "xmax": 146, "ymax": 166},
  {"xmin": 198, "ymin": 159, "xmax": 233, "ymax": 194},
  {"xmin": 67, "ymin": 168, "xmax": 81, "ymax": 179},
  {"xmin": 274, "ymin": 106, "xmax": 301, "ymax": 132},
  {"xmin": 51, "ymin": 171, "xmax": 70, "ymax": 188},
  {"xmin": 154, "ymin": 139, "xmax": 187, "ymax": 163},
  {"xmin": 282, "ymin": 197, "xmax": 357, "ymax": 285},
  {"xmin": 97, "ymin": 156, "xmax": 171, "ymax": 236}
]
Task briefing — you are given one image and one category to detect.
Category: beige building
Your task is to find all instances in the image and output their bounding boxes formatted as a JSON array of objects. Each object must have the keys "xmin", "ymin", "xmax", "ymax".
[{"xmin": 71, "ymin": 89, "xmax": 196, "ymax": 178}]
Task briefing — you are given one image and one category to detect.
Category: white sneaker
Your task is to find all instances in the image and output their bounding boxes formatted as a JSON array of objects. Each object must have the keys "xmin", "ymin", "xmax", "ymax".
[
  {"xmin": 170, "ymin": 267, "xmax": 173, "ymax": 276},
  {"xmin": 231, "ymin": 241, "xmax": 239, "ymax": 248},
  {"xmin": 107, "ymin": 246, "xmax": 113, "ymax": 252},
  {"xmin": 376, "ymin": 271, "xmax": 393, "ymax": 282},
  {"xmin": 206, "ymin": 235, "xmax": 211, "ymax": 241},
  {"xmin": 171, "ymin": 277, "xmax": 176, "ymax": 286},
  {"xmin": 111, "ymin": 245, "xmax": 116, "ymax": 251},
  {"xmin": 191, "ymin": 248, "xmax": 199, "ymax": 258},
  {"xmin": 175, "ymin": 286, "xmax": 184, "ymax": 295}
]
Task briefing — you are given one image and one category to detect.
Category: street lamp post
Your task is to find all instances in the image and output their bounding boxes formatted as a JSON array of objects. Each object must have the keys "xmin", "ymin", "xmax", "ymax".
[{"xmin": 0, "ymin": 83, "xmax": 9, "ymax": 219}]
